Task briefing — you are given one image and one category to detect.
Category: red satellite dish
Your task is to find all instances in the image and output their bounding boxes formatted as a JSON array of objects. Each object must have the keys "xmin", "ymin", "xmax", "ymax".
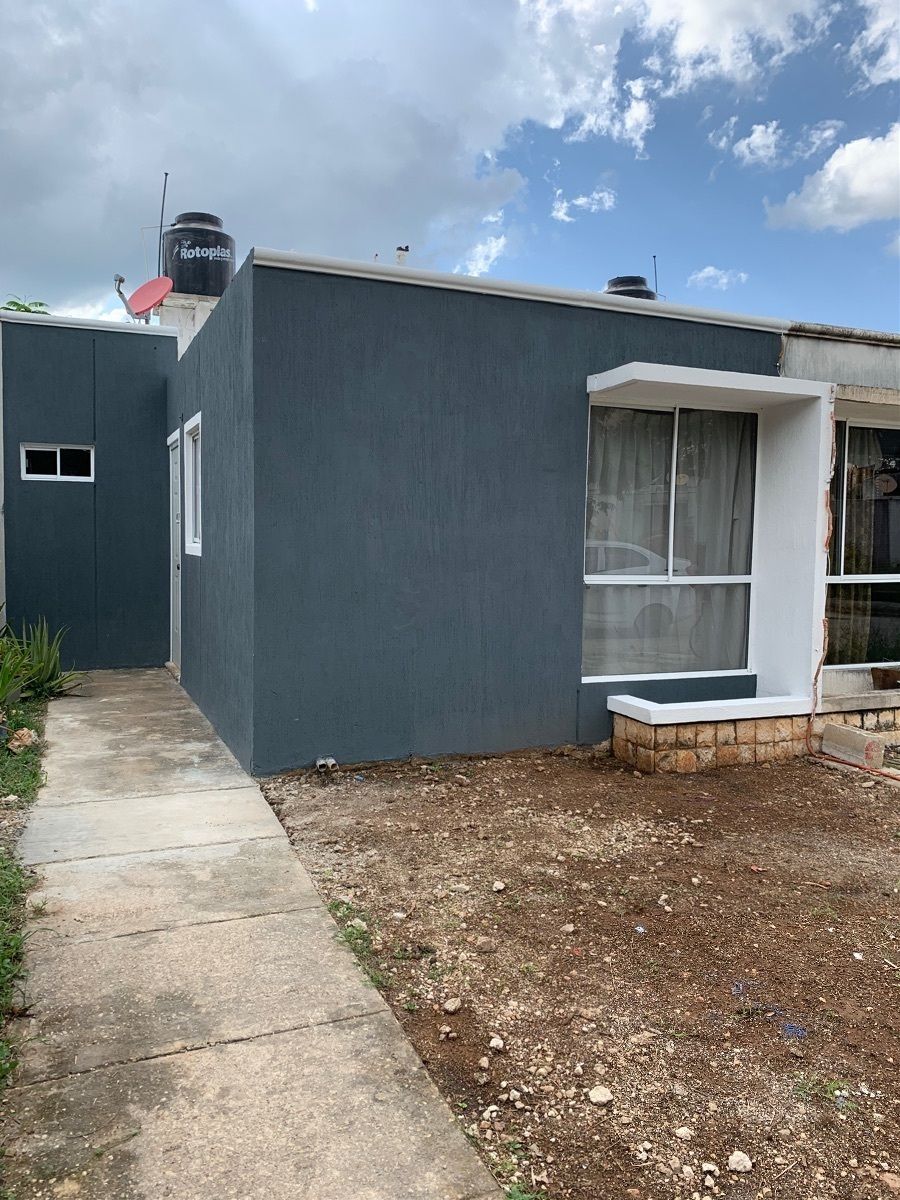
[{"xmin": 129, "ymin": 275, "xmax": 173, "ymax": 317}]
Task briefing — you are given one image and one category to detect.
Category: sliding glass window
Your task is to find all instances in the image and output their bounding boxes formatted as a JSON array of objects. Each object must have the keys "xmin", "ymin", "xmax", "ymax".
[
  {"xmin": 826, "ymin": 421, "xmax": 900, "ymax": 665},
  {"xmin": 582, "ymin": 405, "xmax": 756, "ymax": 678}
]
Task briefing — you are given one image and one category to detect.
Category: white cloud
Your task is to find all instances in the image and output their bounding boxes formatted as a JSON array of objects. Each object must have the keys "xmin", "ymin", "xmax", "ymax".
[
  {"xmin": 851, "ymin": 0, "xmax": 900, "ymax": 85},
  {"xmin": 795, "ymin": 119, "xmax": 844, "ymax": 158},
  {"xmin": 0, "ymin": 0, "xmax": 888, "ymax": 310},
  {"xmin": 551, "ymin": 185, "xmax": 616, "ymax": 222},
  {"xmin": 456, "ymin": 234, "xmax": 508, "ymax": 277},
  {"xmin": 721, "ymin": 117, "xmax": 843, "ymax": 167},
  {"xmin": 639, "ymin": 0, "xmax": 830, "ymax": 87},
  {"xmin": 550, "ymin": 191, "xmax": 575, "ymax": 223},
  {"xmin": 56, "ymin": 298, "xmax": 128, "ymax": 323},
  {"xmin": 687, "ymin": 265, "xmax": 749, "ymax": 289},
  {"xmin": 766, "ymin": 123, "xmax": 900, "ymax": 231},
  {"xmin": 708, "ymin": 115, "xmax": 738, "ymax": 152},
  {"xmin": 572, "ymin": 188, "xmax": 617, "ymax": 213},
  {"xmin": 733, "ymin": 121, "xmax": 783, "ymax": 167},
  {"xmin": 887, "ymin": 231, "xmax": 900, "ymax": 255}
]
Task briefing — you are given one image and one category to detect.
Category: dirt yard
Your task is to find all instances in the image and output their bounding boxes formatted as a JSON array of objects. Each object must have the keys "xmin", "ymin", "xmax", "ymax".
[{"xmin": 261, "ymin": 749, "xmax": 900, "ymax": 1200}]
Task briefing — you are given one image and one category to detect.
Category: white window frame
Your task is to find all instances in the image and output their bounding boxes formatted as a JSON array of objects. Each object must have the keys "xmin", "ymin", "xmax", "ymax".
[
  {"xmin": 20, "ymin": 443, "xmax": 94, "ymax": 482},
  {"xmin": 824, "ymin": 415, "xmax": 900, "ymax": 670},
  {"xmin": 183, "ymin": 412, "xmax": 202, "ymax": 556},
  {"xmin": 582, "ymin": 396, "xmax": 757, "ymax": 682}
]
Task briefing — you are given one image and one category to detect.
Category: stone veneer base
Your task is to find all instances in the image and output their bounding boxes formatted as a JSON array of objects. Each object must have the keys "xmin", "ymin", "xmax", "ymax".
[{"xmin": 612, "ymin": 708, "xmax": 900, "ymax": 773}]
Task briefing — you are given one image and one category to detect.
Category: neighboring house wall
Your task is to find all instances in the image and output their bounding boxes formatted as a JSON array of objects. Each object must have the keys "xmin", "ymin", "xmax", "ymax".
[
  {"xmin": 248, "ymin": 265, "xmax": 782, "ymax": 772},
  {"xmin": 781, "ymin": 331, "xmax": 900, "ymax": 389},
  {"xmin": 169, "ymin": 261, "xmax": 255, "ymax": 766},
  {"xmin": 0, "ymin": 319, "xmax": 174, "ymax": 669}
]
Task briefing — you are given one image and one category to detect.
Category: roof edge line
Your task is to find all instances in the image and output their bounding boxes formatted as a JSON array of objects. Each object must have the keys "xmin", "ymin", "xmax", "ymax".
[
  {"xmin": 251, "ymin": 248, "xmax": 792, "ymax": 335},
  {"xmin": 785, "ymin": 320, "xmax": 900, "ymax": 348},
  {"xmin": 0, "ymin": 311, "xmax": 178, "ymax": 336}
]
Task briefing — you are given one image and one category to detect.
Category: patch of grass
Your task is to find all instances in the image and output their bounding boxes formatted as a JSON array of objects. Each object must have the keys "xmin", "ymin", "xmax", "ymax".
[
  {"xmin": 505, "ymin": 1186, "xmax": 548, "ymax": 1200},
  {"xmin": 0, "ymin": 850, "xmax": 28, "ymax": 1087},
  {"xmin": 0, "ymin": 697, "xmax": 46, "ymax": 1113},
  {"xmin": 327, "ymin": 899, "xmax": 391, "ymax": 990},
  {"xmin": 794, "ymin": 1072, "xmax": 855, "ymax": 1109},
  {"xmin": 0, "ymin": 700, "xmax": 46, "ymax": 805}
]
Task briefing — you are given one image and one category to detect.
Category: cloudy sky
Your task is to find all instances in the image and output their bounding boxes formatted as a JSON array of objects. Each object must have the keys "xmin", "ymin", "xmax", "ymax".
[{"xmin": 1, "ymin": 0, "xmax": 898, "ymax": 330}]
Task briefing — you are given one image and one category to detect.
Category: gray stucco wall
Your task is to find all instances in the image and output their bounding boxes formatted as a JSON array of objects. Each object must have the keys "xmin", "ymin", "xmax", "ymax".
[
  {"xmin": 1, "ymin": 320, "xmax": 174, "ymax": 669},
  {"xmin": 248, "ymin": 266, "xmax": 781, "ymax": 773},
  {"xmin": 170, "ymin": 262, "xmax": 255, "ymax": 765}
]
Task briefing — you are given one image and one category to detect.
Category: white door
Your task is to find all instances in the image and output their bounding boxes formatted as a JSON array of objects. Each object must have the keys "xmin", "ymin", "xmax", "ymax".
[{"xmin": 168, "ymin": 434, "xmax": 182, "ymax": 669}]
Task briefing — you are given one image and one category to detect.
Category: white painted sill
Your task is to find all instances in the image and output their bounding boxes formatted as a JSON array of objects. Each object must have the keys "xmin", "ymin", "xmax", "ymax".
[{"xmin": 607, "ymin": 694, "xmax": 812, "ymax": 725}]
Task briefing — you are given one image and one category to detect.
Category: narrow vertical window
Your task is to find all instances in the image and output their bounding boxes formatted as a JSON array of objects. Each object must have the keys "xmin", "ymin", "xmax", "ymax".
[
  {"xmin": 184, "ymin": 413, "xmax": 202, "ymax": 556},
  {"xmin": 826, "ymin": 422, "xmax": 900, "ymax": 665}
]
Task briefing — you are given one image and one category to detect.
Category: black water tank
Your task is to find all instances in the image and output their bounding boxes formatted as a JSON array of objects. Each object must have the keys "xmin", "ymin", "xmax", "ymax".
[
  {"xmin": 604, "ymin": 275, "xmax": 657, "ymax": 300},
  {"xmin": 163, "ymin": 213, "xmax": 235, "ymax": 297}
]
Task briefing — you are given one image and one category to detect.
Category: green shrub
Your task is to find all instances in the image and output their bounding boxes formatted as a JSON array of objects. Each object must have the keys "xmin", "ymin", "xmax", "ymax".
[
  {"xmin": 7, "ymin": 619, "xmax": 83, "ymax": 698},
  {"xmin": 0, "ymin": 641, "xmax": 31, "ymax": 710}
]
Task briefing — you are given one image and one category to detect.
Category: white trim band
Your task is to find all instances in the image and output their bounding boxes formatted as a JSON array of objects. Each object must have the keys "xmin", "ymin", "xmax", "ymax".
[
  {"xmin": 583, "ymin": 669, "xmax": 753, "ymax": 684},
  {"xmin": 0, "ymin": 311, "xmax": 178, "ymax": 337}
]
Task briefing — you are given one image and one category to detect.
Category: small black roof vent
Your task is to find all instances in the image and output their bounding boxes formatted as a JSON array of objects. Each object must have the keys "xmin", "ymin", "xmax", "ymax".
[{"xmin": 604, "ymin": 275, "xmax": 657, "ymax": 301}]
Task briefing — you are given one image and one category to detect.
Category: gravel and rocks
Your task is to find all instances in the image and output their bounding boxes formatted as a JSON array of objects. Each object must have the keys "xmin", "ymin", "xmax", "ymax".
[{"xmin": 263, "ymin": 747, "xmax": 900, "ymax": 1199}]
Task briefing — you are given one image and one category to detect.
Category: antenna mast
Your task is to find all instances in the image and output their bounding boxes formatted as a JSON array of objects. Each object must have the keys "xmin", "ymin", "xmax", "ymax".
[{"xmin": 157, "ymin": 172, "xmax": 169, "ymax": 277}]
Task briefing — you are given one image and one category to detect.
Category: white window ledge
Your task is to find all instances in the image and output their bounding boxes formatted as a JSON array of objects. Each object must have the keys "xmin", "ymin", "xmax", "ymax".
[{"xmin": 607, "ymin": 693, "xmax": 812, "ymax": 725}]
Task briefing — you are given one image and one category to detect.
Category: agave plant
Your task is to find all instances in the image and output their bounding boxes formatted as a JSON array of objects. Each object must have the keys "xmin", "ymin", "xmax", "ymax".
[
  {"xmin": 0, "ymin": 641, "xmax": 32, "ymax": 709},
  {"xmin": 10, "ymin": 619, "xmax": 83, "ymax": 698}
]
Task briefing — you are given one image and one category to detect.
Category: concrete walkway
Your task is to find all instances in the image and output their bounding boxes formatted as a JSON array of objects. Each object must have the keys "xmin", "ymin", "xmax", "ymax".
[{"xmin": 4, "ymin": 670, "xmax": 501, "ymax": 1200}]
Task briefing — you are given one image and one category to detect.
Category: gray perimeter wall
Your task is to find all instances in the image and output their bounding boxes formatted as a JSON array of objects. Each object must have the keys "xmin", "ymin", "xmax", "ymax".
[
  {"xmin": 248, "ymin": 267, "xmax": 778, "ymax": 773},
  {"xmin": 169, "ymin": 262, "xmax": 255, "ymax": 766},
  {"xmin": 2, "ymin": 320, "xmax": 174, "ymax": 669}
]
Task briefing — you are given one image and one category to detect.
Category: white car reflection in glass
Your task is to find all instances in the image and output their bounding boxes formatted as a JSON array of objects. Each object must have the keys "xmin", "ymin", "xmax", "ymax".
[{"xmin": 584, "ymin": 541, "xmax": 699, "ymax": 641}]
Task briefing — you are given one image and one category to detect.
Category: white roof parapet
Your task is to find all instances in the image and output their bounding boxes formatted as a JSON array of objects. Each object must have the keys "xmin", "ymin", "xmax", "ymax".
[
  {"xmin": 253, "ymin": 247, "xmax": 900, "ymax": 345},
  {"xmin": 251, "ymin": 247, "xmax": 793, "ymax": 335},
  {"xmin": 0, "ymin": 310, "xmax": 178, "ymax": 336}
]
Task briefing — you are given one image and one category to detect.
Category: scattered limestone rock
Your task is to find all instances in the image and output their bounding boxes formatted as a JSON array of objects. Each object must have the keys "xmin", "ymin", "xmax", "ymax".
[
  {"xmin": 727, "ymin": 1150, "xmax": 753, "ymax": 1173},
  {"xmin": 674, "ymin": 1126, "xmax": 693, "ymax": 1141},
  {"xmin": 588, "ymin": 1085, "xmax": 614, "ymax": 1106},
  {"xmin": 489, "ymin": 1035, "xmax": 505, "ymax": 1052},
  {"xmin": 492, "ymin": 880, "xmax": 506, "ymax": 893},
  {"xmin": 442, "ymin": 996, "xmax": 462, "ymax": 1014}
]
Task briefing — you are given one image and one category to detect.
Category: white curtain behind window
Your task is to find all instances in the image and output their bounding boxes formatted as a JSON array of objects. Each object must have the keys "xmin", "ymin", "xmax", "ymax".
[
  {"xmin": 585, "ymin": 407, "xmax": 673, "ymax": 575},
  {"xmin": 582, "ymin": 405, "xmax": 757, "ymax": 677},
  {"xmin": 673, "ymin": 409, "xmax": 756, "ymax": 576}
]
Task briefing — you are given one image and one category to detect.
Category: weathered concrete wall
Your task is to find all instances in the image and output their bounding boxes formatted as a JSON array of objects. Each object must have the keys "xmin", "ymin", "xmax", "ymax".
[
  {"xmin": 782, "ymin": 332, "xmax": 900, "ymax": 389},
  {"xmin": 169, "ymin": 260, "xmax": 255, "ymax": 767},
  {"xmin": 248, "ymin": 265, "xmax": 783, "ymax": 772},
  {"xmin": 1, "ymin": 319, "xmax": 174, "ymax": 669}
]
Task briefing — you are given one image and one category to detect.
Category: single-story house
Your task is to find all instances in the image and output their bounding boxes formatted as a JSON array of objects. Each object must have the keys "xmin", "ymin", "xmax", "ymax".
[{"xmin": 1, "ymin": 249, "xmax": 898, "ymax": 774}]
